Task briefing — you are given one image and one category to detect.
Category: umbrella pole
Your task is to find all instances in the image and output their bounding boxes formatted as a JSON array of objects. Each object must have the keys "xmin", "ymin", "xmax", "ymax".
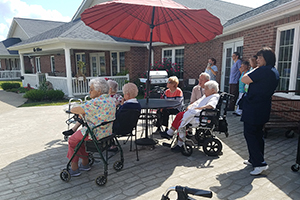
[{"xmin": 145, "ymin": 7, "xmax": 155, "ymax": 139}]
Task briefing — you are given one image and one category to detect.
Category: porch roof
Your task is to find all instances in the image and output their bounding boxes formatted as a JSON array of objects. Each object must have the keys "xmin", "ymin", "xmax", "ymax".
[
  {"xmin": 8, "ymin": 18, "xmax": 146, "ymax": 50},
  {"xmin": 0, "ymin": 38, "xmax": 21, "ymax": 57}
]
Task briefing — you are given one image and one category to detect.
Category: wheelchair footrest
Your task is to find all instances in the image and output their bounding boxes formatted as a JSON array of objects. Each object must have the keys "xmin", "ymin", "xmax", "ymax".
[{"xmin": 162, "ymin": 142, "xmax": 171, "ymax": 148}]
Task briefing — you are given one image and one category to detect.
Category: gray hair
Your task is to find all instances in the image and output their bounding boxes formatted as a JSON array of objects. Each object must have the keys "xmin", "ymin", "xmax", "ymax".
[
  {"xmin": 89, "ymin": 77, "xmax": 109, "ymax": 94},
  {"xmin": 204, "ymin": 80, "xmax": 219, "ymax": 92},
  {"xmin": 199, "ymin": 72, "xmax": 210, "ymax": 80},
  {"xmin": 107, "ymin": 80, "xmax": 118, "ymax": 92},
  {"xmin": 122, "ymin": 83, "xmax": 138, "ymax": 98}
]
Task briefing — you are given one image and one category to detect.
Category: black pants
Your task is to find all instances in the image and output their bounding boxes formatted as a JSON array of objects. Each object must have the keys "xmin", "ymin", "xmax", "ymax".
[
  {"xmin": 229, "ymin": 83, "xmax": 239, "ymax": 111},
  {"xmin": 156, "ymin": 108, "xmax": 179, "ymax": 127},
  {"xmin": 243, "ymin": 122, "xmax": 267, "ymax": 167}
]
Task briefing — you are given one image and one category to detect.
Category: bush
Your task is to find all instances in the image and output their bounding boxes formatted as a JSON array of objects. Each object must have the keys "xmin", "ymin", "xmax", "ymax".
[
  {"xmin": 1, "ymin": 82, "xmax": 20, "ymax": 90},
  {"xmin": 24, "ymin": 89, "xmax": 46, "ymax": 101},
  {"xmin": 46, "ymin": 90, "xmax": 64, "ymax": 100}
]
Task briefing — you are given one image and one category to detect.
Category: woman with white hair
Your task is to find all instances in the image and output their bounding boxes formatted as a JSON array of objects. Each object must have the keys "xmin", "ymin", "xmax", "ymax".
[
  {"xmin": 160, "ymin": 80, "xmax": 220, "ymax": 152},
  {"xmin": 107, "ymin": 79, "xmax": 123, "ymax": 106},
  {"xmin": 66, "ymin": 77, "xmax": 115, "ymax": 177}
]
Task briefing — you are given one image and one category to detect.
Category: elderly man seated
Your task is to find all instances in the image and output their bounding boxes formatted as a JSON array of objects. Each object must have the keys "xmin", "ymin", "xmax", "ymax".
[{"xmin": 160, "ymin": 80, "xmax": 220, "ymax": 152}]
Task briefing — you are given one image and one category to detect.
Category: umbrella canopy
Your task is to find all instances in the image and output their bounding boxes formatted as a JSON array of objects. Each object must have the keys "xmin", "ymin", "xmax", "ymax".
[{"xmin": 81, "ymin": 0, "xmax": 223, "ymax": 45}]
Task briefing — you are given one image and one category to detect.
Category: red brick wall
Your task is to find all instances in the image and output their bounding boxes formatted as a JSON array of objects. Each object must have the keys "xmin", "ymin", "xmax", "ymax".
[{"xmin": 271, "ymin": 96, "xmax": 300, "ymax": 121}]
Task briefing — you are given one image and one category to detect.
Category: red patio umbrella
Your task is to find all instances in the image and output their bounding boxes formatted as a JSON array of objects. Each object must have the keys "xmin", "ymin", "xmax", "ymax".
[
  {"xmin": 81, "ymin": 0, "xmax": 223, "ymax": 145},
  {"xmin": 81, "ymin": 0, "xmax": 223, "ymax": 100}
]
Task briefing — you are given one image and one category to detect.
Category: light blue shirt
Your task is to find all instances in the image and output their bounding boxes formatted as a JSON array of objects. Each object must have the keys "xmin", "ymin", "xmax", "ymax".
[
  {"xmin": 205, "ymin": 65, "xmax": 218, "ymax": 81},
  {"xmin": 229, "ymin": 59, "xmax": 242, "ymax": 84}
]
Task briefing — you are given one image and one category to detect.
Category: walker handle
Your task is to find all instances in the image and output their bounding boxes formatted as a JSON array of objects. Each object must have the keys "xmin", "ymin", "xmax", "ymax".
[{"xmin": 176, "ymin": 186, "xmax": 212, "ymax": 198}]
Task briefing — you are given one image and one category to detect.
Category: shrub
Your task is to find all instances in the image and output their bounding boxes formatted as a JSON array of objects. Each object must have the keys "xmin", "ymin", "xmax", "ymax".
[
  {"xmin": 24, "ymin": 89, "xmax": 46, "ymax": 101},
  {"xmin": 1, "ymin": 82, "xmax": 20, "ymax": 90},
  {"xmin": 46, "ymin": 90, "xmax": 64, "ymax": 100}
]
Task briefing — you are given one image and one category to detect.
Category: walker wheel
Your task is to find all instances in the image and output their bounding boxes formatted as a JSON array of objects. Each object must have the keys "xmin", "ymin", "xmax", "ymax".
[
  {"xmin": 89, "ymin": 154, "xmax": 95, "ymax": 166},
  {"xmin": 291, "ymin": 164, "xmax": 300, "ymax": 172},
  {"xmin": 181, "ymin": 143, "xmax": 193, "ymax": 157},
  {"xmin": 64, "ymin": 136, "xmax": 69, "ymax": 141},
  {"xmin": 285, "ymin": 130, "xmax": 294, "ymax": 138},
  {"xmin": 60, "ymin": 169, "xmax": 71, "ymax": 182},
  {"xmin": 203, "ymin": 138, "xmax": 222, "ymax": 156},
  {"xmin": 113, "ymin": 161, "xmax": 124, "ymax": 171},
  {"xmin": 95, "ymin": 175, "xmax": 107, "ymax": 186}
]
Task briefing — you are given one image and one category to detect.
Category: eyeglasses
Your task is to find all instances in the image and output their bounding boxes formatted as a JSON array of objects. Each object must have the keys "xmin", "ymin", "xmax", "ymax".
[{"xmin": 167, "ymin": 81, "xmax": 172, "ymax": 84}]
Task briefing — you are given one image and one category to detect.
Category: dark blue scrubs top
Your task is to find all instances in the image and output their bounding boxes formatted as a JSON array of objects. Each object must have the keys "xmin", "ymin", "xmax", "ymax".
[{"xmin": 241, "ymin": 65, "xmax": 279, "ymax": 125}]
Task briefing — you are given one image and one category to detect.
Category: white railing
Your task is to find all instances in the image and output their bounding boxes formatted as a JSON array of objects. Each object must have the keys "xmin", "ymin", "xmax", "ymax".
[
  {"xmin": 0, "ymin": 70, "xmax": 21, "ymax": 80},
  {"xmin": 23, "ymin": 74, "xmax": 39, "ymax": 88},
  {"xmin": 46, "ymin": 75, "xmax": 68, "ymax": 94},
  {"xmin": 72, "ymin": 74, "xmax": 129, "ymax": 95},
  {"xmin": 23, "ymin": 73, "xmax": 130, "ymax": 96}
]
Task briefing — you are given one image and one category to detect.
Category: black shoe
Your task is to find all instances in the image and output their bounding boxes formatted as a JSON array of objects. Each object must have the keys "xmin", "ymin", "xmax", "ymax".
[
  {"xmin": 62, "ymin": 129, "xmax": 74, "ymax": 136},
  {"xmin": 171, "ymin": 145, "xmax": 182, "ymax": 153},
  {"xmin": 160, "ymin": 131, "xmax": 173, "ymax": 140}
]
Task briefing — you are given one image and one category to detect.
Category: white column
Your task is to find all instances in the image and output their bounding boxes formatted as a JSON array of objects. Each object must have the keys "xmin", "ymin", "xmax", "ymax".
[
  {"xmin": 64, "ymin": 47, "xmax": 73, "ymax": 97},
  {"xmin": 19, "ymin": 53, "xmax": 25, "ymax": 85}
]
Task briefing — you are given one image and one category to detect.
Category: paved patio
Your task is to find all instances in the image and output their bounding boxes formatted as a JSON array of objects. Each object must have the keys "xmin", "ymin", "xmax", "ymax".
[{"xmin": 0, "ymin": 90, "xmax": 299, "ymax": 200}]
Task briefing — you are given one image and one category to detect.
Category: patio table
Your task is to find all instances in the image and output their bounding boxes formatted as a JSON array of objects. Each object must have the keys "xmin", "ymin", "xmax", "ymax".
[{"xmin": 136, "ymin": 99, "xmax": 181, "ymax": 146}]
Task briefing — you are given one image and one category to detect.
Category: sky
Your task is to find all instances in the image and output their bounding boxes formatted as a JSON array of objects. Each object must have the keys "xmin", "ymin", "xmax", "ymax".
[{"xmin": 0, "ymin": 0, "xmax": 273, "ymax": 41}]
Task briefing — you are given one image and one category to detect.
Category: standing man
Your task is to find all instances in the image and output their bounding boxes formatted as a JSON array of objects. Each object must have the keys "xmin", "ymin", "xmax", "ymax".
[
  {"xmin": 190, "ymin": 72, "xmax": 210, "ymax": 104},
  {"xmin": 228, "ymin": 52, "xmax": 242, "ymax": 111},
  {"xmin": 205, "ymin": 58, "xmax": 218, "ymax": 81}
]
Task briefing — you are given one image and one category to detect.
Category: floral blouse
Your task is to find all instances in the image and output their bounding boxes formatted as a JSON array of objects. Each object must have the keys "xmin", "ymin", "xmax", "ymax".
[{"xmin": 80, "ymin": 94, "xmax": 116, "ymax": 140}]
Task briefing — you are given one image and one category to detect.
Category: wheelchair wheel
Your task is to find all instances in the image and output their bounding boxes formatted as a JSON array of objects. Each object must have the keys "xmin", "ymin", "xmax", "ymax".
[
  {"xmin": 181, "ymin": 144, "xmax": 193, "ymax": 157},
  {"xmin": 195, "ymin": 129, "xmax": 211, "ymax": 144},
  {"xmin": 95, "ymin": 175, "xmax": 107, "ymax": 186},
  {"xmin": 113, "ymin": 161, "xmax": 124, "ymax": 171},
  {"xmin": 203, "ymin": 138, "xmax": 222, "ymax": 156},
  {"xmin": 60, "ymin": 169, "xmax": 71, "ymax": 182}
]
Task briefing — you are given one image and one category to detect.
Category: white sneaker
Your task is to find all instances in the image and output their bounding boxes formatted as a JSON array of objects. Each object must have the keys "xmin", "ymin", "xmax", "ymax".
[
  {"xmin": 243, "ymin": 160, "xmax": 252, "ymax": 166},
  {"xmin": 250, "ymin": 165, "xmax": 269, "ymax": 176}
]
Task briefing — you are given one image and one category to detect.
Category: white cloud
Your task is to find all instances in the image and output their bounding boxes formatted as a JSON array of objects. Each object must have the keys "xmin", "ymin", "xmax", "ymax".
[{"xmin": 0, "ymin": 0, "xmax": 71, "ymax": 40}]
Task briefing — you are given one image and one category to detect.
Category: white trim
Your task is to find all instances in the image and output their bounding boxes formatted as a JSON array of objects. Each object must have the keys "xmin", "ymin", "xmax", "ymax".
[
  {"xmin": 35, "ymin": 57, "xmax": 41, "ymax": 73},
  {"xmin": 161, "ymin": 46, "xmax": 184, "ymax": 64},
  {"xmin": 274, "ymin": 23, "xmax": 300, "ymax": 97},
  {"xmin": 222, "ymin": 1, "xmax": 300, "ymax": 37},
  {"xmin": 50, "ymin": 56, "xmax": 55, "ymax": 73}
]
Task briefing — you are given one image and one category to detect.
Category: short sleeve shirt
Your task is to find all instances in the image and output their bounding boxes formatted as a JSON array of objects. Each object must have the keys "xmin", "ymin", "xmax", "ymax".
[
  {"xmin": 205, "ymin": 65, "xmax": 218, "ymax": 81},
  {"xmin": 164, "ymin": 88, "xmax": 183, "ymax": 110},
  {"xmin": 80, "ymin": 94, "xmax": 116, "ymax": 140},
  {"xmin": 241, "ymin": 66, "xmax": 279, "ymax": 124},
  {"xmin": 229, "ymin": 59, "xmax": 242, "ymax": 84},
  {"xmin": 190, "ymin": 85, "xmax": 204, "ymax": 103}
]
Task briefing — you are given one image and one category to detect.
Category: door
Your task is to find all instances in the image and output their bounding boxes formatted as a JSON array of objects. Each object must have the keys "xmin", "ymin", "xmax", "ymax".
[
  {"xmin": 90, "ymin": 53, "xmax": 106, "ymax": 77},
  {"xmin": 221, "ymin": 40, "xmax": 243, "ymax": 92}
]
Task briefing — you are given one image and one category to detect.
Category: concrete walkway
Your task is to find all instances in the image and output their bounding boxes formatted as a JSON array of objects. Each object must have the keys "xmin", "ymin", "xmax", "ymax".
[
  {"xmin": 0, "ymin": 90, "xmax": 27, "ymax": 114},
  {"xmin": 0, "ymin": 91, "xmax": 299, "ymax": 200}
]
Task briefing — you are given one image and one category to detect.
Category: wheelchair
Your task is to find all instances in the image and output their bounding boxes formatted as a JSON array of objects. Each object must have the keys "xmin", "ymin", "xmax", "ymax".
[
  {"xmin": 161, "ymin": 186, "xmax": 212, "ymax": 200},
  {"xmin": 60, "ymin": 112, "xmax": 124, "ymax": 186},
  {"xmin": 162, "ymin": 92, "xmax": 232, "ymax": 157}
]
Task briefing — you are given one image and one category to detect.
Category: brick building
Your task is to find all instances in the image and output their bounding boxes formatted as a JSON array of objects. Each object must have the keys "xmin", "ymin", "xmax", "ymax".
[{"xmin": 6, "ymin": 0, "xmax": 300, "ymax": 121}]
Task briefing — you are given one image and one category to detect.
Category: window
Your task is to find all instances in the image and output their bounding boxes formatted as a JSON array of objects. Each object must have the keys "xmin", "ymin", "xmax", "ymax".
[
  {"xmin": 35, "ymin": 57, "xmax": 41, "ymax": 73},
  {"xmin": 111, "ymin": 52, "xmax": 125, "ymax": 76},
  {"xmin": 162, "ymin": 47, "xmax": 184, "ymax": 78},
  {"xmin": 50, "ymin": 56, "xmax": 55, "ymax": 73},
  {"xmin": 275, "ymin": 24, "xmax": 300, "ymax": 96},
  {"xmin": 0, "ymin": 59, "xmax": 2, "ymax": 69},
  {"xmin": 75, "ymin": 53, "xmax": 86, "ymax": 74}
]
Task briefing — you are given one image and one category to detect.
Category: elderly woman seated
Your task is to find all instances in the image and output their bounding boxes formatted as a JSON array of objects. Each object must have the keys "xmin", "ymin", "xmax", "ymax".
[
  {"xmin": 160, "ymin": 80, "xmax": 220, "ymax": 152},
  {"xmin": 67, "ymin": 78, "xmax": 115, "ymax": 177}
]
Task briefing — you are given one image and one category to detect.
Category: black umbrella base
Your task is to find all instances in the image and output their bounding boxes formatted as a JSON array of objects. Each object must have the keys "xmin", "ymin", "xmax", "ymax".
[{"xmin": 135, "ymin": 138, "xmax": 158, "ymax": 146}]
